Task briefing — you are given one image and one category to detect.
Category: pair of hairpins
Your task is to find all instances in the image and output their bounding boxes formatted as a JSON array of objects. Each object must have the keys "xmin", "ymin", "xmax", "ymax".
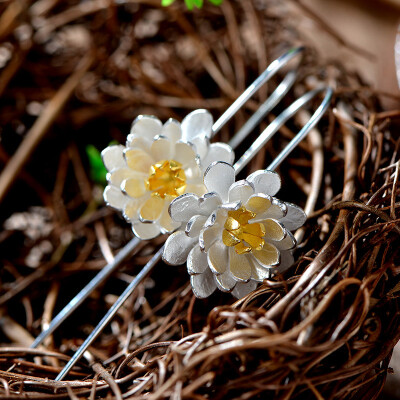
[{"xmin": 30, "ymin": 47, "xmax": 333, "ymax": 381}]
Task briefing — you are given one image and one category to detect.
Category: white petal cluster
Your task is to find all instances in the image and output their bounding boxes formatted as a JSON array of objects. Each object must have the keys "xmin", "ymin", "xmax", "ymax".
[
  {"xmin": 163, "ymin": 162, "xmax": 306, "ymax": 299},
  {"xmin": 102, "ymin": 110, "xmax": 234, "ymax": 240}
]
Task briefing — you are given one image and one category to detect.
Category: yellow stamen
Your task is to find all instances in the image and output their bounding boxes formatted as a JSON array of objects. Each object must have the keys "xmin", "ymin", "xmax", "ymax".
[
  {"xmin": 222, "ymin": 206, "xmax": 266, "ymax": 255},
  {"xmin": 145, "ymin": 160, "xmax": 186, "ymax": 198}
]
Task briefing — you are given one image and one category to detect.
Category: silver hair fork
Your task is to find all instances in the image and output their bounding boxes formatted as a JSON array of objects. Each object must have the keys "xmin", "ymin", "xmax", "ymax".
[
  {"xmin": 54, "ymin": 77, "xmax": 332, "ymax": 380},
  {"xmin": 31, "ymin": 47, "xmax": 305, "ymax": 350}
]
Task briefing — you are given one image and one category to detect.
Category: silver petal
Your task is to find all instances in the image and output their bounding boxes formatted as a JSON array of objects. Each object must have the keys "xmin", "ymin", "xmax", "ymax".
[
  {"xmin": 163, "ymin": 231, "xmax": 197, "ymax": 265},
  {"xmin": 229, "ymin": 248, "xmax": 251, "ymax": 282},
  {"xmin": 215, "ymin": 269, "xmax": 236, "ymax": 292},
  {"xmin": 103, "ymin": 185, "xmax": 127, "ymax": 210},
  {"xmin": 271, "ymin": 230, "xmax": 296, "ymax": 251},
  {"xmin": 168, "ymin": 193, "xmax": 200, "ymax": 222},
  {"xmin": 246, "ymin": 170, "xmax": 281, "ymax": 196},
  {"xmin": 130, "ymin": 115, "xmax": 162, "ymax": 141},
  {"xmin": 199, "ymin": 225, "xmax": 220, "ymax": 252},
  {"xmin": 279, "ymin": 202, "xmax": 307, "ymax": 231},
  {"xmin": 231, "ymin": 280, "xmax": 258, "ymax": 299},
  {"xmin": 190, "ymin": 268, "xmax": 217, "ymax": 299},
  {"xmin": 131, "ymin": 221, "xmax": 160, "ymax": 240},
  {"xmin": 101, "ymin": 145, "xmax": 126, "ymax": 172},
  {"xmin": 185, "ymin": 214, "xmax": 208, "ymax": 237},
  {"xmin": 201, "ymin": 142, "xmax": 235, "ymax": 172},
  {"xmin": 207, "ymin": 240, "xmax": 228, "ymax": 275},
  {"xmin": 198, "ymin": 192, "xmax": 222, "ymax": 216},
  {"xmin": 228, "ymin": 180, "xmax": 255, "ymax": 204},
  {"xmin": 161, "ymin": 118, "xmax": 182, "ymax": 143},
  {"xmin": 204, "ymin": 161, "xmax": 235, "ymax": 202},
  {"xmin": 187, "ymin": 245, "xmax": 208, "ymax": 275},
  {"xmin": 181, "ymin": 109, "xmax": 213, "ymax": 142},
  {"xmin": 275, "ymin": 250, "xmax": 295, "ymax": 275}
]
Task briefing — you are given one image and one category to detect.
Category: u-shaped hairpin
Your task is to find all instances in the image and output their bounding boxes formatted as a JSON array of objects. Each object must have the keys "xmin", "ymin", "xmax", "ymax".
[{"xmin": 28, "ymin": 47, "xmax": 332, "ymax": 381}]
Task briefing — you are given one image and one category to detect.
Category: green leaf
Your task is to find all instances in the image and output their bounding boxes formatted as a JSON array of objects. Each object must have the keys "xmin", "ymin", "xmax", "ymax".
[
  {"xmin": 86, "ymin": 144, "xmax": 108, "ymax": 186},
  {"xmin": 184, "ymin": 0, "xmax": 195, "ymax": 9},
  {"xmin": 208, "ymin": 0, "xmax": 223, "ymax": 4},
  {"xmin": 192, "ymin": 0, "xmax": 204, "ymax": 8},
  {"xmin": 161, "ymin": 0, "xmax": 176, "ymax": 6}
]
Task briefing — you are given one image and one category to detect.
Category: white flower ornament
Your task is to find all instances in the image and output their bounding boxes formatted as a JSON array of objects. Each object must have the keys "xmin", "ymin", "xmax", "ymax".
[
  {"xmin": 163, "ymin": 162, "xmax": 307, "ymax": 298},
  {"xmin": 102, "ymin": 110, "xmax": 234, "ymax": 240}
]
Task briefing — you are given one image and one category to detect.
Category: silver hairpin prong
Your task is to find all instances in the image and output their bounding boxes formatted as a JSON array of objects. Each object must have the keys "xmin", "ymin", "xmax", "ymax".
[
  {"xmin": 212, "ymin": 47, "xmax": 304, "ymax": 136},
  {"xmin": 55, "ymin": 84, "xmax": 332, "ymax": 382},
  {"xmin": 31, "ymin": 47, "xmax": 305, "ymax": 351},
  {"xmin": 234, "ymin": 86, "xmax": 333, "ymax": 174}
]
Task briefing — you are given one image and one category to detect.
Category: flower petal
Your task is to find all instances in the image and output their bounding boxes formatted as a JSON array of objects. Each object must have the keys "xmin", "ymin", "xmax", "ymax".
[
  {"xmin": 173, "ymin": 142, "xmax": 197, "ymax": 167},
  {"xmin": 161, "ymin": 118, "xmax": 181, "ymax": 143},
  {"xmin": 124, "ymin": 148, "xmax": 154, "ymax": 173},
  {"xmin": 229, "ymin": 248, "xmax": 251, "ymax": 282},
  {"xmin": 231, "ymin": 280, "xmax": 258, "ymax": 299},
  {"xmin": 272, "ymin": 230, "xmax": 296, "ymax": 251},
  {"xmin": 201, "ymin": 142, "xmax": 234, "ymax": 172},
  {"xmin": 199, "ymin": 225, "xmax": 221, "ymax": 252},
  {"xmin": 108, "ymin": 168, "xmax": 136, "ymax": 187},
  {"xmin": 215, "ymin": 270, "xmax": 236, "ymax": 292},
  {"xmin": 251, "ymin": 261, "xmax": 273, "ymax": 282},
  {"xmin": 253, "ymin": 242, "xmax": 280, "ymax": 267},
  {"xmin": 186, "ymin": 214, "xmax": 208, "ymax": 237},
  {"xmin": 245, "ymin": 193, "xmax": 272, "ymax": 215},
  {"xmin": 228, "ymin": 180, "xmax": 255, "ymax": 204},
  {"xmin": 130, "ymin": 115, "xmax": 162, "ymax": 141},
  {"xmin": 150, "ymin": 137, "xmax": 173, "ymax": 161},
  {"xmin": 123, "ymin": 199, "xmax": 140, "ymax": 221},
  {"xmin": 140, "ymin": 196, "xmax": 164, "ymax": 222},
  {"xmin": 104, "ymin": 185, "xmax": 127, "ymax": 210},
  {"xmin": 163, "ymin": 231, "xmax": 197, "ymax": 265},
  {"xmin": 207, "ymin": 240, "xmax": 228, "ymax": 275},
  {"xmin": 259, "ymin": 198, "xmax": 287, "ymax": 220},
  {"xmin": 190, "ymin": 268, "xmax": 217, "ymax": 299},
  {"xmin": 181, "ymin": 109, "xmax": 213, "ymax": 142},
  {"xmin": 262, "ymin": 219, "xmax": 286, "ymax": 241},
  {"xmin": 132, "ymin": 221, "xmax": 160, "ymax": 240},
  {"xmin": 199, "ymin": 192, "xmax": 222, "ymax": 215},
  {"xmin": 246, "ymin": 170, "xmax": 281, "ymax": 196},
  {"xmin": 122, "ymin": 178, "xmax": 146, "ymax": 198},
  {"xmin": 168, "ymin": 193, "xmax": 200, "ymax": 222},
  {"xmin": 187, "ymin": 245, "xmax": 208, "ymax": 275},
  {"xmin": 101, "ymin": 145, "xmax": 126, "ymax": 171},
  {"xmin": 126, "ymin": 135, "xmax": 152, "ymax": 151},
  {"xmin": 204, "ymin": 161, "xmax": 235, "ymax": 202},
  {"xmin": 159, "ymin": 197, "xmax": 181, "ymax": 233},
  {"xmin": 184, "ymin": 183, "xmax": 206, "ymax": 196},
  {"xmin": 275, "ymin": 250, "xmax": 294, "ymax": 274},
  {"xmin": 279, "ymin": 202, "xmax": 307, "ymax": 231},
  {"xmin": 191, "ymin": 136, "xmax": 209, "ymax": 159}
]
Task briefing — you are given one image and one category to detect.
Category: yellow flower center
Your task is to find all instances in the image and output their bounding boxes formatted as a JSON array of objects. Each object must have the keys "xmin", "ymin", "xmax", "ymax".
[
  {"xmin": 222, "ymin": 206, "xmax": 266, "ymax": 255},
  {"xmin": 145, "ymin": 159, "xmax": 187, "ymax": 198}
]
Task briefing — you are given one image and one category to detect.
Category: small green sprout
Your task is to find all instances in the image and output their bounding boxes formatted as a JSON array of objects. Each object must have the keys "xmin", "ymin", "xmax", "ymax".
[
  {"xmin": 86, "ymin": 144, "xmax": 108, "ymax": 186},
  {"xmin": 161, "ymin": 0, "xmax": 223, "ymax": 10}
]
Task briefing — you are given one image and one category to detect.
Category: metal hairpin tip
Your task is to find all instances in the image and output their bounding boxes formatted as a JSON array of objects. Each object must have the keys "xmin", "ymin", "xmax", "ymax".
[
  {"xmin": 31, "ymin": 47, "xmax": 305, "ymax": 352},
  {"xmin": 55, "ymin": 86, "xmax": 332, "ymax": 381}
]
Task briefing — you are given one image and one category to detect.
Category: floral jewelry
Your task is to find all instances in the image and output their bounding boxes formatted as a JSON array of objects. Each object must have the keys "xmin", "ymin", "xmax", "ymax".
[
  {"xmin": 102, "ymin": 110, "xmax": 233, "ymax": 240},
  {"xmin": 32, "ymin": 48, "xmax": 334, "ymax": 382},
  {"xmin": 163, "ymin": 162, "xmax": 306, "ymax": 298}
]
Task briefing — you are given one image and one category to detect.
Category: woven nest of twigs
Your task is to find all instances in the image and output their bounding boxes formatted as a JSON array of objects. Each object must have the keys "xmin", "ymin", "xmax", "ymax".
[{"xmin": 0, "ymin": 0, "xmax": 399, "ymax": 399}]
